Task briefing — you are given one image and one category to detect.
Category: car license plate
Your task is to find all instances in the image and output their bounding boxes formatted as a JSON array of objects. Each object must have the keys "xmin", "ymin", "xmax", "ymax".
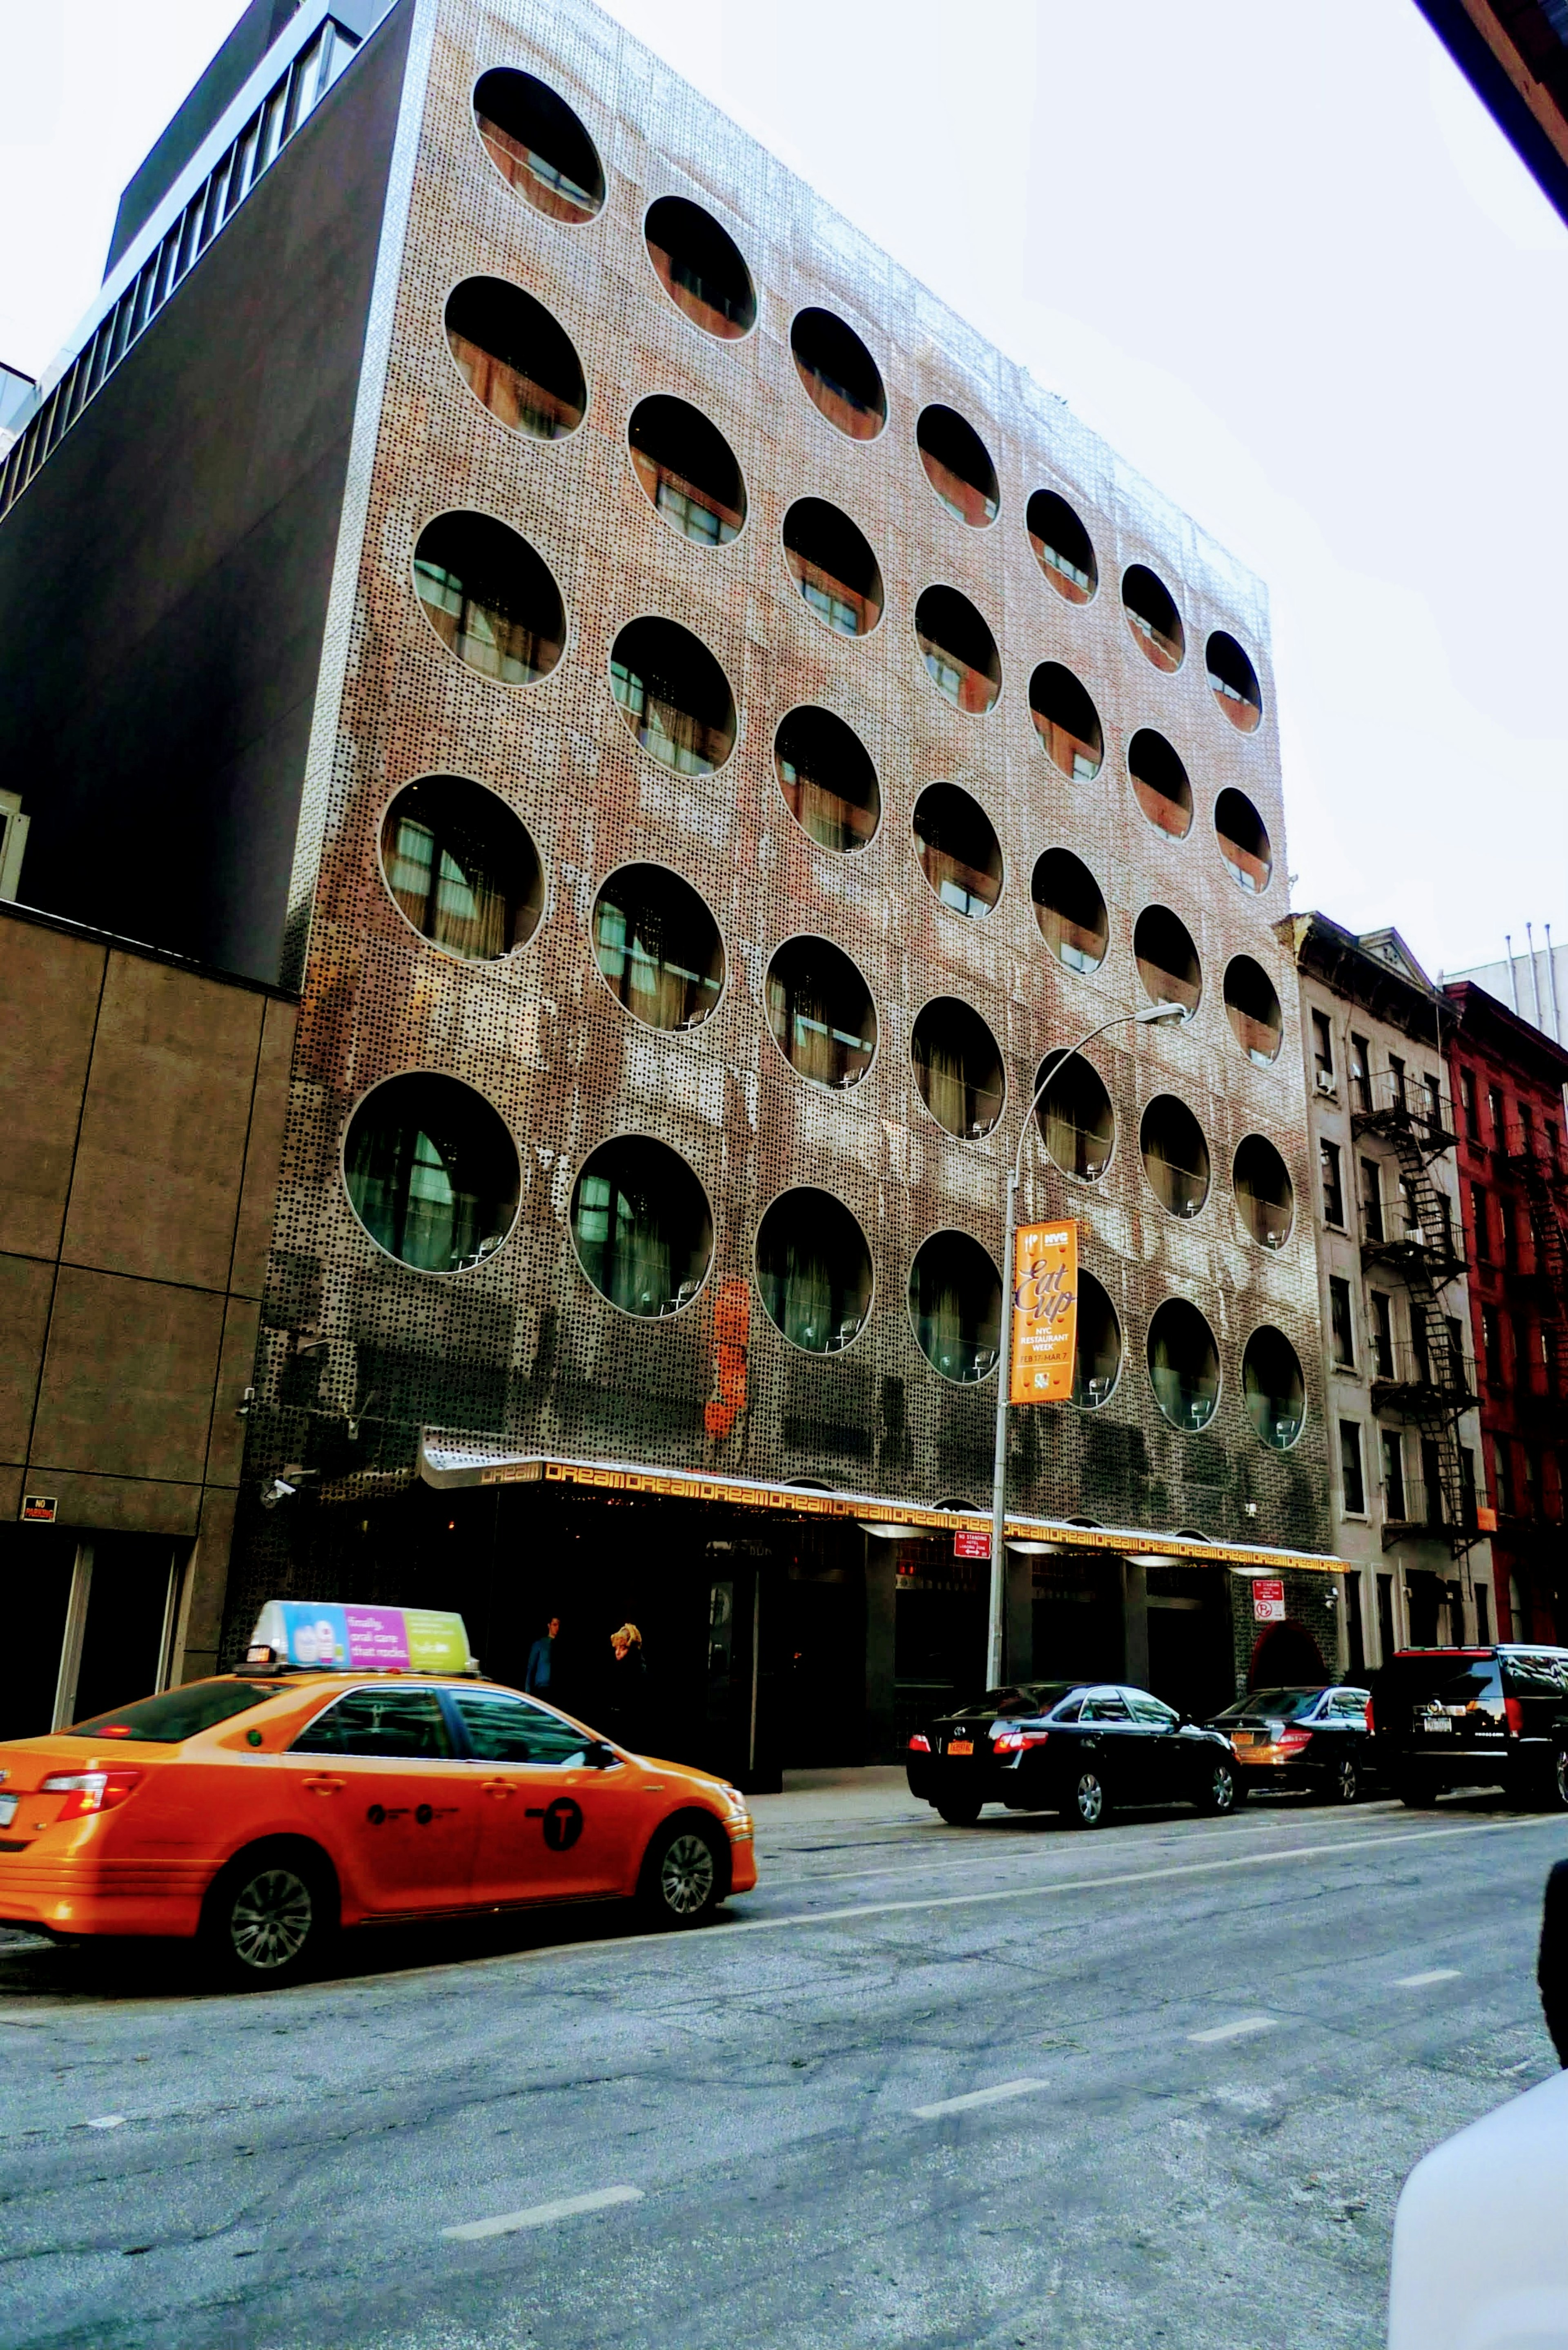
[
  {"xmin": 1422, "ymin": 1717, "xmax": 1451, "ymax": 1733},
  {"xmin": 1230, "ymin": 1732, "xmax": 1256, "ymax": 1746},
  {"xmin": 947, "ymin": 1739, "xmax": 973, "ymax": 1756},
  {"xmin": 0, "ymin": 1796, "xmax": 16, "ymax": 1828}
]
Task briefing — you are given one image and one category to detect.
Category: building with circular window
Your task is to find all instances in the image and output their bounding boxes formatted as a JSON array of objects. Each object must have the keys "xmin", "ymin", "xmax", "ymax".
[
  {"xmin": 343, "ymin": 1074, "xmax": 520, "ymax": 1275},
  {"xmin": 570, "ymin": 1137, "xmax": 714, "ymax": 1317}
]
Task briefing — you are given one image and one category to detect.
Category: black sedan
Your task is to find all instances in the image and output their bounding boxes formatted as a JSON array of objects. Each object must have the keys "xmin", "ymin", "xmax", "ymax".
[
  {"xmin": 1208, "ymin": 1684, "xmax": 1372, "ymax": 1804},
  {"xmin": 906, "ymin": 1680, "xmax": 1240, "ymax": 1829}
]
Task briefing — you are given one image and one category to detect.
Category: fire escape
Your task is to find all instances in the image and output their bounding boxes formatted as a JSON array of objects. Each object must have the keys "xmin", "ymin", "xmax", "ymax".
[
  {"xmin": 1501, "ymin": 1123, "xmax": 1568, "ymax": 1570},
  {"xmin": 1354, "ymin": 1068, "xmax": 1478, "ymax": 1553}
]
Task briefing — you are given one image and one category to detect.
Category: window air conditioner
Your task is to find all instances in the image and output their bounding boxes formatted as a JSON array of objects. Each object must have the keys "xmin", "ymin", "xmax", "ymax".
[{"xmin": 1314, "ymin": 1070, "xmax": 1336, "ymax": 1096}]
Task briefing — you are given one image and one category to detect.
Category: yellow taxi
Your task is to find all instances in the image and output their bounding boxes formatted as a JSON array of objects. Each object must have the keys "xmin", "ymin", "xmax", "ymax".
[{"xmin": 0, "ymin": 1601, "xmax": 756, "ymax": 1986}]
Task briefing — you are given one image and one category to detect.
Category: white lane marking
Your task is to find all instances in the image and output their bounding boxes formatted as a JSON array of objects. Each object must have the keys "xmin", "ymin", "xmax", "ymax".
[
  {"xmin": 85, "ymin": 2115, "xmax": 127, "ymax": 2129},
  {"xmin": 912, "ymin": 2078, "xmax": 1051, "ymax": 2120},
  {"xmin": 442, "ymin": 2185, "xmax": 643, "ymax": 2242},
  {"xmin": 1188, "ymin": 2016, "xmax": 1277, "ymax": 2045},
  {"xmin": 1392, "ymin": 1968, "xmax": 1461, "ymax": 1987}
]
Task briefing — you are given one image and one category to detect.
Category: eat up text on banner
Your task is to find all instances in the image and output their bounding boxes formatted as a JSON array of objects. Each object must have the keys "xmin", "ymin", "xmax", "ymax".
[{"xmin": 1009, "ymin": 1220, "xmax": 1078, "ymax": 1405}]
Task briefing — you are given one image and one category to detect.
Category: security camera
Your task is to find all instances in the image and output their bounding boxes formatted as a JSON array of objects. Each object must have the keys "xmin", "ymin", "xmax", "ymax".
[{"xmin": 260, "ymin": 1478, "xmax": 296, "ymax": 1510}]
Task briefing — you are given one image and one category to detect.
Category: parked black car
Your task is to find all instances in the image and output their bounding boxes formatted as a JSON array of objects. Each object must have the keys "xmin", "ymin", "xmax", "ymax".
[
  {"xmin": 1369, "ymin": 1646, "xmax": 1568, "ymax": 1809},
  {"xmin": 1207, "ymin": 1684, "xmax": 1373, "ymax": 1804},
  {"xmin": 906, "ymin": 1679, "xmax": 1240, "ymax": 1829}
]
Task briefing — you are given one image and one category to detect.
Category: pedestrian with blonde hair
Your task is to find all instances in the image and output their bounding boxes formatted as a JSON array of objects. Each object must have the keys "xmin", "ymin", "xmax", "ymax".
[{"xmin": 601, "ymin": 1620, "xmax": 650, "ymax": 1750}]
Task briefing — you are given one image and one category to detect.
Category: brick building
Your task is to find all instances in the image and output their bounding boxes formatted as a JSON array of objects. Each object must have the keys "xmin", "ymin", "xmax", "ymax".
[
  {"xmin": 0, "ymin": 0, "xmax": 1338, "ymax": 1766},
  {"xmin": 1443, "ymin": 981, "xmax": 1568, "ymax": 1642}
]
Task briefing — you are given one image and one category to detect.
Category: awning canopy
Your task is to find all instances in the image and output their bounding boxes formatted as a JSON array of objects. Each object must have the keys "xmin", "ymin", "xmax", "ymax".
[{"xmin": 418, "ymin": 1434, "xmax": 1347, "ymax": 1576}]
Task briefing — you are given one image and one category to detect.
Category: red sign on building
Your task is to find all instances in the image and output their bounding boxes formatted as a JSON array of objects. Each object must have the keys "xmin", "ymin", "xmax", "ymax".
[
  {"xmin": 953, "ymin": 1528, "xmax": 991, "ymax": 1560},
  {"xmin": 1252, "ymin": 1577, "xmax": 1285, "ymax": 1623}
]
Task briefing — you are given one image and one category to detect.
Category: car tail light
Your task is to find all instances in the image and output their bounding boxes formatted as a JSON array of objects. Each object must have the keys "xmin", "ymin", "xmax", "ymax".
[
  {"xmin": 1364, "ymin": 1700, "xmax": 1374, "ymax": 1733},
  {"xmin": 993, "ymin": 1731, "xmax": 1050, "ymax": 1753},
  {"xmin": 1504, "ymin": 1697, "xmax": 1524, "ymax": 1739},
  {"xmin": 907, "ymin": 1733, "xmax": 931, "ymax": 1753},
  {"xmin": 1277, "ymin": 1729, "xmax": 1312, "ymax": 1752},
  {"xmin": 39, "ymin": 1770, "xmax": 143, "ymax": 1819}
]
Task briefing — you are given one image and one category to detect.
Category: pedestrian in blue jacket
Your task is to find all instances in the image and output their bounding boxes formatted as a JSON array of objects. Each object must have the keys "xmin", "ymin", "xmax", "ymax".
[{"xmin": 526, "ymin": 1614, "xmax": 562, "ymax": 1700}]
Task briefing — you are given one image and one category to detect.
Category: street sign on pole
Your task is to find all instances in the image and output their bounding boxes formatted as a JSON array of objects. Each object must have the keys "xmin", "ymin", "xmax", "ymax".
[
  {"xmin": 1008, "ymin": 1220, "xmax": 1078, "ymax": 1404},
  {"xmin": 953, "ymin": 1527, "xmax": 991, "ymax": 1560}
]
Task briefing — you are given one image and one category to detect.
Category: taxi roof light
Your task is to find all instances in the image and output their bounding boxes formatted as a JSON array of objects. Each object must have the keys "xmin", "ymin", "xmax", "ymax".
[{"xmin": 244, "ymin": 1601, "xmax": 479, "ymax": 1678}]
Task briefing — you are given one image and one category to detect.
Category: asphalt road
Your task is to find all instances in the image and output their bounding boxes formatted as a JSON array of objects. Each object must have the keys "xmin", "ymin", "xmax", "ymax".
[{"xmin": 1, "ymin": 1781, "xmax": 1564, "ymax": 2350}]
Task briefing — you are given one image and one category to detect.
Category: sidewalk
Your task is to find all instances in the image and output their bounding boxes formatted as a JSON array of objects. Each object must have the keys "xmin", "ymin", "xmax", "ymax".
[{"xmin": 746, "ymin": 1766, "xmax": 929, "ymax": 1831}]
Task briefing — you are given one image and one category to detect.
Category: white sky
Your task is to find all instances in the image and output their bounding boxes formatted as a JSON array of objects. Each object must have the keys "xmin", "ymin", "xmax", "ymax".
[{"xmin": 2, "ymin": 0, "xmax": 1564, "ymax": 979}]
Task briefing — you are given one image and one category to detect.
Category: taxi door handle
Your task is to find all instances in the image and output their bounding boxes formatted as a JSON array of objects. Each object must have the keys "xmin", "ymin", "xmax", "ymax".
[
  {"xmin": 303, "ymin": 1775, "xmax": 345, "ymax": 1795},
  {"xmin": 480, "ymin": 1777, "xmax": 516, "ymax": 1799}
]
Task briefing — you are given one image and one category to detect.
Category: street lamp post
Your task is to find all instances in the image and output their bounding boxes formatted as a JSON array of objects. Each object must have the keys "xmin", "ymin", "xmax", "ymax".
[{"xmin": 984, "ymin": 999, "xmax": 1188, "ymax": 1688}]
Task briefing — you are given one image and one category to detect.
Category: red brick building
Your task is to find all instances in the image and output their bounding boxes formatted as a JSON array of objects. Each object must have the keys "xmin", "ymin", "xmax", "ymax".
[{"xmin": 1444, "ymin": 981, "xmax": 1568, "ymax": 1640}]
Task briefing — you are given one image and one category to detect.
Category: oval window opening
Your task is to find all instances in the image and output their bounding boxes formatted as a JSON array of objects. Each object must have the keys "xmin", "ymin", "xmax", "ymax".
[
  {"xmin": 644, "ymin": 195, "xmax": 756, "ymax": 339},
  {"xmin": 908, "ymin": 1229, "xmax": 1001, "ymax": 1385},
  {"xmin": 1215, "ymin": 787, "xmax": 1273, "ymax": 894},
  {"xmin": 472, "ymin": 69, "xmax": 605, "ymax": 224},
  {"xmin": 912, "ymin": 783, "xmax": 1002, "ymax": 921},
  {"xmin": 1234, "ymin": 1134, "xmax": 1295, "ymax": 1251},
  {"xmin": 911, "ymin": 998, "xmax": 1005, "ymax": 1139},
  {"xmin": 628, "ymin": 395, "xmax": 746, "ymax": 547},
  {"xmin": 345, "ymin": 1073, "xmax": 520, "ymax": 1275},
  {"xmin": 791, "ymin": 308, "xmax": 886, "ymax": 440},
  {"xmin": 1074, "ymin": 1270, "xmax": 1122, "ymax": 1409},
  {"xmin": 765, "ymin": 935, "xmax": 877, "ymax": 1090},
  {"xmin": 1134, "ymin": 904, "xmax": 1202, "ymax": 1017},
  {"xmin": 1128, "ymin": 729, "xmax": 1192, "ymax": 839},
  {"xmin": 1140, "ymin": 1094, "xmax": 1211, "ymax": 1220},
  {"xmin": 444, "ymin": 278, "xmax": 586, "ymax": 440},
  {"xmin": 591, "ymin": 863, "xmax": 725, "ymax": 1032},
  {"xmin": 1243, "ymin": 1326, "xmax": 1305, "ymax": 1450},
  {"xmin": 1223, "ymin": 955, "xmax": 1283, "ymax": 1067},
  {"xmin": 609, "ymin": 617, "xmax": 737, "ymax": 776},
  {"xmin": 1029, "ymin": 662, "xmax": 1103, "ymax": 780},
  {"xmin": 1031, "ymin": 849, "xmax": 1108, "ymax": 975},
  {"xmin": 782, "ymin": 498, "xmax": 884, "ymax": 637},
  {"xmin": 1122, "ymin": 564, "xmax": 1185, "ymax": 672},
  {"xmin": 774, "ymin": 707, "xmax": 880, "ymax": 854},
  {"xmin": 413, "ymin": 513, "xmax": 566, "ymax": 687},
  {"xmin": 915, "ymin": 586, "xmax": 1000, "ymax": 713},
  {"xmin": 1035, "ymin": 1050, "xmax": 1115, "ymax": 1182},
  {"xmin": 1207, "ymin": 630, "xmax": 1263, "ymax": 732},
  {"xmin": 1027, "ymin": 489, "xmax": 1097, "ymax": 604},
  {"xmin": 380, "ymin": 778, "xmax": 543, "ymax": 961},
  {"xmin": 1148, "ymin": 1298, "xmax": 1220, "ymax": 1432},
  {"xmin": 570, "ymin": 1135, "xmax": 714, "ymax": 1318},
  {"xmin": 755, "ymin": 1188, "xmax": 873, "ymax": 1354},
  {"xmin": 917, "ymin": 404, "xmax": 999, "ymax": 527}
]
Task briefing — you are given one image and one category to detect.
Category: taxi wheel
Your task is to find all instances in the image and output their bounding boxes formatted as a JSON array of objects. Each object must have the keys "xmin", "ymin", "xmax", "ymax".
[
  {"xmin": 639, "ymin": 1818, "xmax": 726, "ymax": 1929},
  {"xmin": 200, "ymin": 1842, "xmax": 336, "ymax": 1988},
  {"xmin": 1065, "ymin": 1768, "xmax": 1109, "ymax": 1829}
]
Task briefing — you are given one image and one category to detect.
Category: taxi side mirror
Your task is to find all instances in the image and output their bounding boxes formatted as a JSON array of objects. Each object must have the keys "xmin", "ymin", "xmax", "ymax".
[{"xmin": 582, "ymin": 1740, "xmax": 619, "ymax": 1770}]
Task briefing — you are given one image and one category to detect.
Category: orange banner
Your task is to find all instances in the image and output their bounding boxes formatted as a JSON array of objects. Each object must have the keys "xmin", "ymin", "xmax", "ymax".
[{"xmin": 1009, "ymin": 1220, "xmax": 1078, "ymax": 1404}]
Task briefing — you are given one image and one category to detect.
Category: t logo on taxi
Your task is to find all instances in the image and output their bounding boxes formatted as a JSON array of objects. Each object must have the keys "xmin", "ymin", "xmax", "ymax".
[{"xmin": 543, "ymin": 1797, "xmax": 584, "ymax": 1851}]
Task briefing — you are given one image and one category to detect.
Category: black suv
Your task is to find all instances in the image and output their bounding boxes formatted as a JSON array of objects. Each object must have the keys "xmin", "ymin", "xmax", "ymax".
[{"xmin": 1369, "ymin": 1645, "xmax": 1568, "ymax": 1809}]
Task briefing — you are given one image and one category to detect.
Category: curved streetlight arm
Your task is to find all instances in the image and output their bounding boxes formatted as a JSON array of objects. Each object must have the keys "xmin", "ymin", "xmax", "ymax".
[{"xmin": 985, "ymin": 1000, "xmax": 1186, "ymax": 1688}]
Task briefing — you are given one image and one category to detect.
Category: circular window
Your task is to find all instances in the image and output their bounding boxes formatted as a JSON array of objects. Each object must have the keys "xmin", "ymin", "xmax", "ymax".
[
  {"xmin": 1029, "ymin": 663, "xmax": 1103, "ymax": 781},
  {"xmin": 570, "ymin": 1135, "xmax": 714, "ymax": 1319},
  {"xmin": 608, "ymin": 617, "xmax": 737, "ymax": 775},
  {"xmin": 1207, "ymin": 631, "xmax": 1263, "ymax": 732},
  {"xmin": 1034, "ymin": 1050, "xmax": 1115, "ymax": 1182},
  {"xmin": 1031, "ymin": 849, "xmax": 1108, "ymax": 976},
  {"xmin": 912, "ymin": 783, "xmax": 1002, "ymax": 920},
  {"xmin": 344, "ymin": 1073, "xmax": 519, "ymax": 1275},
  {"xmin": 380, "ymin": 778, "xmax": 543, "ymax": 961},
  {"xmin": 774, "ymin": 707, "xmax": 880, "ymax": 853},
  {"xmin": 1133, "ymin": 905, "xmax": 1202, "ymax": 1017},
  {"xmin": 1140, "ymin": 1095, "xmax": 1211, "ymax": 1220},
  {"xmin": 628, "ymin": 396, "xmax": 745, "ymax": 547},
  {"xmin": 1128, "ymin": 730, "xmax": 1192, "ymax": 839},
  {"xmin": 644, "ymin": 195, "xmax": 756, "ymax": 339},
  {"xmin": 917, "ymin": 405, "xmax": 999, "ymax": 527},
  {"xmin": 1148, "ymin": 1298, "xmax": 1220, "ymax": 1432},
  {"xmin": 1215, "ymin": 788, "xmax": 1273, "ymax": 894},
  {"xmin": 911, "ymin": 999, "xmax": 1005, "ymax": 1139},
  {"xmin": 591, "ymin": 863, "xmax": 724, "ymax": 1032},
  {"xmin": 908, "ymin": 1229, "xmax": 1001, "ymax": 1385},
  {"xmin": 755, "ymin": 1188, "xmax": 873, "ymax": 1354},
  {"xmin": 1223, "ymin": 955, "xmax": 1284, "ymax": 1067},
  {"xmin": 1122, "ymin": 564, "xmax": 1185, "ymax": 673},
  {"xmin": 472, "ymin": 69, "xmax": 605, "ymax": 223},
  {"xmin": 791, "ymin": 308, "xmax": 885, "ymax": 440},
  {"xmin": 781, "ymin": 499, "xmax": 884, "ymax": 637},
  {"xmin": 412, "ymin": 513, "xmax": 566, "ymax": 687},
  {"xmin": 1027, "ymin": 489, "xmax": 1097, "ymax": 604},
  {"xmin": 765, "ymin": 936, "xmax": 877, "ymax": 1090},
  {"xmin": 1234, "ymin": 1134, "xmax": 1294, "ymax": 1251},
  {"xmin": 915, "ymin": 586, "xmax": 1000, "ymax": 713},
  {"xmin": 1073, "ymin": 1270, "xmax": 1122, "ymax": 1409},
  {"xmin": 444, "ymin": 278, "xmax": 586, "ymax": 440},
  {"xmin": 1243, "ymin": 1326, "xmax": 1305, "ymax": 1450}
]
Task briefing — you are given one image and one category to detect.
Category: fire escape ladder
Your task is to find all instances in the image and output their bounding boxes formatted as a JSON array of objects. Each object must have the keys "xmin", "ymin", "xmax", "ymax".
[
  {"xmin": 1515, "ymin": 1146, "xmax": 1568, "ymax": 1329},
  {"xmin": 1382, "ymin": 1119, "xmax": 1475, "ymax": 1556}
]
